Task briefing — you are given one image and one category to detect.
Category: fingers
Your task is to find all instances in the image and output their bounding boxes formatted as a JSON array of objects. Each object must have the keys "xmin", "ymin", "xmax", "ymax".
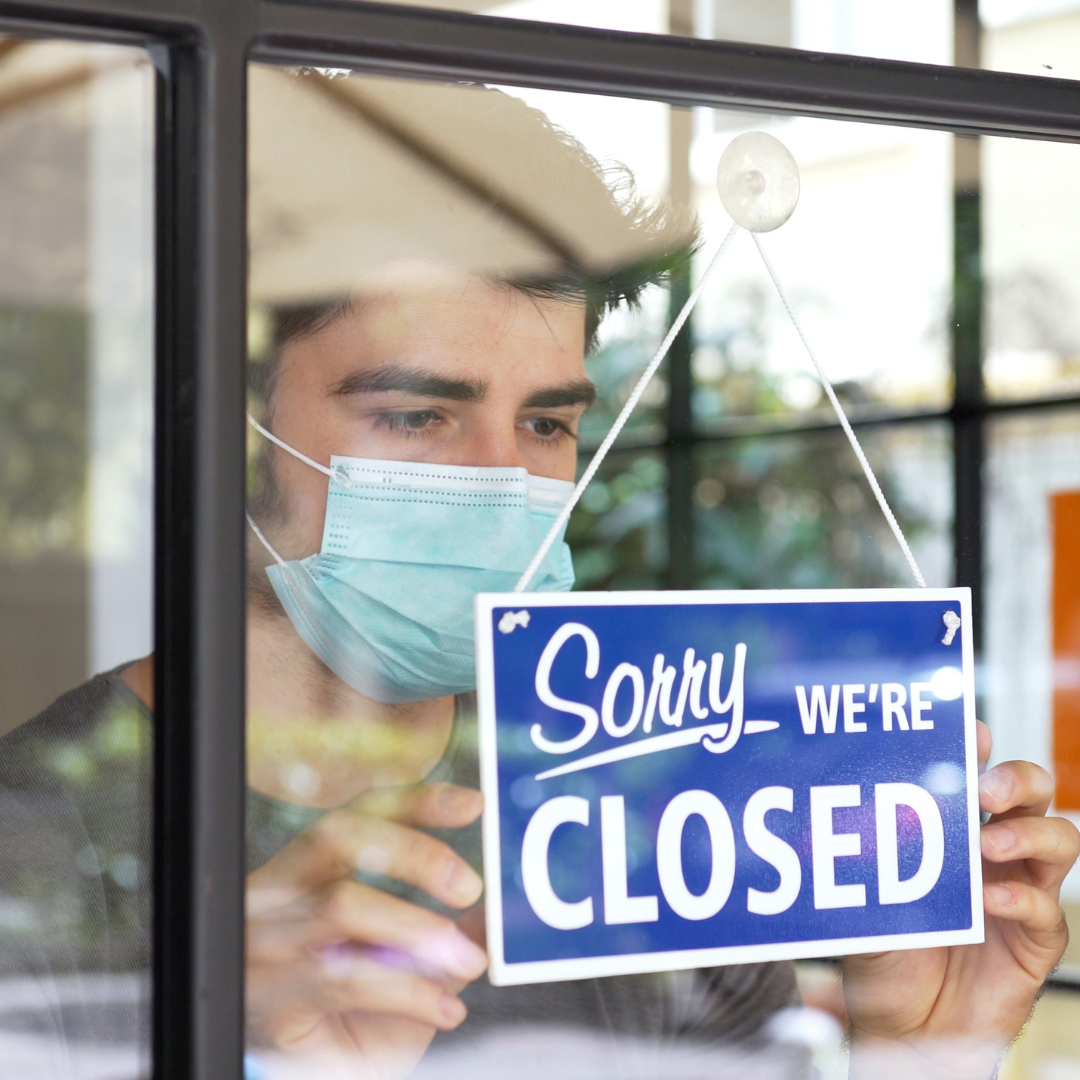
[
  {"xmin": 983, "ymin": 878, "xmax": 1068, "ymax": 938},
  {"xmin": 319, "ymin": 881, "xmax": 487, "ymax": 980},
  {"xmin": 350, "ymin": 783, "xmax": 483, "ymax": 830},
  {"xmin": 317, "ymin": 951, "xmax": 469, "ymax": 1029},
  {"xmin": 979, "ymin": 759, "xmax": 1055, "ymax": 819},
  {"xmin": 982, "ymin": 814, "xmax": 1080, "ymax": 889},
  {"xmin": 253, "ymin": 809, "xmax": 483, "ymax": 906},
  {"xmin": 252, "ymin": 950, "xmax": 469, "ymax": 1046},
  {"xmin": 256, "ymin": 879, "xmax": 486, "ymax": 982},
  {"xmin": 977, "ymin": 720, "xmax": 992, "ymax": 770}
]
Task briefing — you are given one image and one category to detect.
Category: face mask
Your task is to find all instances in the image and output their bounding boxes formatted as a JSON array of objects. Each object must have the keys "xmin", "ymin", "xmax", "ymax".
[{"xmin": 247, "ymin": 418, "xmax": 575, "ymax": 704}]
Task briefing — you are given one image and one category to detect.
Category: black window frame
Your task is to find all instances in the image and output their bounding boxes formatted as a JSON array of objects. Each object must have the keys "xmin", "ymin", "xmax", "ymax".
[{"xmin": 2, "ymin": 1, "xmax": 1080, "ymax": 1077}]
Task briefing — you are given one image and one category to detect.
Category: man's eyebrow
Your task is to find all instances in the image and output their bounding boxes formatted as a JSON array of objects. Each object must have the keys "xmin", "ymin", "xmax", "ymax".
[
  {"xmin": 329, "ymin": 364, "xmax": 487, "ymax": 402},
  {"xmin": 523, "ymin": 379, "xmax": 597, "ymax": 410}
]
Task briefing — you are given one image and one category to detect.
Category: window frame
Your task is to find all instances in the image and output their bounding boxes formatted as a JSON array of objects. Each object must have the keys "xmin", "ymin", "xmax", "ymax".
[{"xmin": 3, "ymin": 1, "xmax": 1080, "ymax": 1076}]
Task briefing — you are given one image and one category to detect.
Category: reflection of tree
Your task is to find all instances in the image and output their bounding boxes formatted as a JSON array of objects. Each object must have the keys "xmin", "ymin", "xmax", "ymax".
[
  {"xmin": 568, "ymin": 450, "xmax": 667, "ymax": 591},
  {"xmin": 693, "ymin": 431, "xmax": 931, "ymax": 590},
  {"xmin": 0, "ymin": 304, "xmax": 87, "ymax": 558},
  {"xmin": 570, "ymin": 327, "xmax": 934, "ymax": 593},
  {"xmin": 987, "ymin": 269, "xmax": 1080, "ymax": 359}
]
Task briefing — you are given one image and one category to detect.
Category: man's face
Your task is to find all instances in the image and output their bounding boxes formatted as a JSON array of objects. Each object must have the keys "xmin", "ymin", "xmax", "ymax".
[{"xmin": 264, "ymin": 275, "xmax": 593, "ymax": 558}]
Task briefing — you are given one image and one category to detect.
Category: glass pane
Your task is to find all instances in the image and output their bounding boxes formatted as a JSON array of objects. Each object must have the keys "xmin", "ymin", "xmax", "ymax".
[
  {"xmin": 245, "ymin": 64, "xmax": 849, "ymax": 1078},
  {"xmin": 242, "ymin": 60, "xmax": 975, "ymax": 1078},
  {"xmin": 383, "ymin": 0, "xmax": 954, "ymax": 65},
  {"xmin": 0, "ymin": 37, "xmax": 154, "ymax": 1078},
  {"xmin": 689, "ymin": 118, "xmax": 952, "ymax": 423},
  {"xmin": 982, "ymin": 2, "xmax": 1080, "ymax": 79},
  {"xmin": 694, "ymin": 423, "xmax": 953, "ymax": 590},
  {"xmin": 567, "ymin": 450, "xmax": 667, "ymax": 590},
  {"xmin": 985, "ymin": 408, "xmax": 1080, "ymax": 857},
  {"xmin": 983, "ymin": 133, "xmax": 1080, "ymax": 401}
]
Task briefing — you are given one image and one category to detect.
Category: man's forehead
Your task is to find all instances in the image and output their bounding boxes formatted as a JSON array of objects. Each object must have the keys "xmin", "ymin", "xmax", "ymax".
[{"xmin": 277, "ymin": 270, "xmax": 591, "ymax": 398}]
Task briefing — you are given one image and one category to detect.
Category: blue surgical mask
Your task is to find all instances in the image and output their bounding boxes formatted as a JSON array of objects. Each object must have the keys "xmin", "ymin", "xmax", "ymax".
[{"xmin": 247, "ymin": 418, "xmax": 575, "ymax": 704}]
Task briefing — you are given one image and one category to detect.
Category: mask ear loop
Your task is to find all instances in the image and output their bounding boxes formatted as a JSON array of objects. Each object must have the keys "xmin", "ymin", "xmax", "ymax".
[
  {"xmin": 514, "ymin": 223, "xmax": 926, "ymax": 592},
  {"xmin": 245, "ymin": 414, "xmax": 345, "ymax": 568},
  {"xmin": 246, "ymin": 512, "xmax": 287, "ymax": 568},
  {"xmin": 750, "ymin": 234, "xmax": 925, "ymax": 588},
  {"xmin": 247, "ymin": 414, "xmax": 353, "ymax": 488}
]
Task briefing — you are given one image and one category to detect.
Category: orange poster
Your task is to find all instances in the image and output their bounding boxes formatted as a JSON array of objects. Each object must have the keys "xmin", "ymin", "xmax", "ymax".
[{"xmin": 1053, "ymin": 491, "xmax": 1080, "ymax": 810}]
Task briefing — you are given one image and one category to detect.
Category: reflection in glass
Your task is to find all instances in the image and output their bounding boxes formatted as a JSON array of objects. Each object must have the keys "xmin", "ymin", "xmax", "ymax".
[
  {"xmin": 413, "ymin": 0, "xmax": 953, "ymax": 67},
  {"xmin": 985, "ymin": 409, "xmax": 1080, "ymax": 785},
  {"xmin": 694, "ymin": 424, "xmax": 952, "ymax": 590},
  {"xmin": 984, "ymin": 134, "xmax": 1080, "ymax": 401},
  {"xmin": 0, "ymin": 38, "xmax": 154, "ymax": 1079},
  {"xmin": 566, "ymin": 450, "xmax": 667, "ymax": 590},
  {"xmin": 690, "ymin": 120, "xmax": 952, "ymax": 422}
]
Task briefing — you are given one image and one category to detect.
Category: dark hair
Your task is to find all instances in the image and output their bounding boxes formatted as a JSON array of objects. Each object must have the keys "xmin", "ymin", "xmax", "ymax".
[{"xmin": 249, "ymin": 231, "xmax": 691, "ymax": 411}]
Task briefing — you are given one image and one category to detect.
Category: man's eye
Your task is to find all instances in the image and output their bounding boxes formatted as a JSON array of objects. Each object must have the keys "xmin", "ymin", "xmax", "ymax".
[
  {"xmin": 529, "ymin": 417, "xmax": 570, "ymax": 439},
  {"xmin": 380, "ymin": 410, "xmax": 439, "ymax": 432}
]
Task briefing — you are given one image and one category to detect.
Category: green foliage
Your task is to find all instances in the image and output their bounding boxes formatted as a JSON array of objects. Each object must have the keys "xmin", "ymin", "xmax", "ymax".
[
  {"xmin": 0, "ymin": 304, "xmax": 88, "ymax": 558},
  {"xmin": 694, "ymin": 430, "xmax": 933, "ymax": 590},
  {"xmin": 569, "ymin": 307, "xmax": 940, "ymax": 593}
]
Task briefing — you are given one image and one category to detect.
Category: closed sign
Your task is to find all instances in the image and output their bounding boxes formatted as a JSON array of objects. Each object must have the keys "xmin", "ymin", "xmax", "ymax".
[{"xmin": 475, "ymin": 589, "xmax": 982, "ymax": 986}]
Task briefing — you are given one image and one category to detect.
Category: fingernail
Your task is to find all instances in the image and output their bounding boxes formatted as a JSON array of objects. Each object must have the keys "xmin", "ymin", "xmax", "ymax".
[
  {"xmin": 985, "ymin": 882, "xmax": 1014, "ymax": 906},
  {"xmin": 427, "ymin": 929, "xmax": 487, "ymax": 978},
  {"xmin": 985, "ymin": 825, "xmax": 1016, "ymax": 854},
  {"xmin": 441, "ymin": 993, "xmax": 466, "ymax": 1025},
  {"xmin": 448, "ymin": 931, "xmax": 486, "ymax": 977},
  {"xmin": 443, "ymin": 859, "xmax": 483, "ymax": 905},
  {"xmin": 438, "ymin": 786, "xmax": 477, "ymax": 814},
  {"xmin": 979, "ymin": 769, "xmax": 1013, "ymax": 805},
  {"xmin": 443, "ymin": 858, "xmax": 463, "ymax": 895}
]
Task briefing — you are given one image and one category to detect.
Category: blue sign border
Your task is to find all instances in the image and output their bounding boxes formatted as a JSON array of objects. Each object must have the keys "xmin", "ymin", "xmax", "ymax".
[{"xmin": 475, "ymin": 588, "xmax": 983, "ymax": 987}]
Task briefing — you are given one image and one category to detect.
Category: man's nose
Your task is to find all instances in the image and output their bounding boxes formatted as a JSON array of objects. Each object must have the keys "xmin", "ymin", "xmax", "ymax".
[{"xmin": 457, "ymin": 417, "xmax": 524, "ymax": 470}]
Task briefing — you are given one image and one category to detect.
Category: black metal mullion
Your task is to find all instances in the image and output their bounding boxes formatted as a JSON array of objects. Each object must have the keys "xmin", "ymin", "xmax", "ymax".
[
  {"xmin": 152, "ymin": 6, "xmax": 252, "ymax": 1079},
  {"xmin": 953, "ymin": 0, "xmax": 984, "ymax": 649},
  {"xmin": 250, "ymin": 0, "xmax": 1080, "ymax": 141}
]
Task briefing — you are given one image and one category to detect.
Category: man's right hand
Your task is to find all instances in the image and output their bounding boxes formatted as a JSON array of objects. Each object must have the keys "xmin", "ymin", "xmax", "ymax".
[{"xmin": 245, "ymin": 782, "xmax": 487, "ymax": 1076}]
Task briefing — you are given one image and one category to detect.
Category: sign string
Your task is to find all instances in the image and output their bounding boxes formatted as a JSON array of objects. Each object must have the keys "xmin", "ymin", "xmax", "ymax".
[
  {"xmin": 751, "ymin": 235, "xmax": 926, "ymax": 588},
  {"xmin": 514, "ymin": 225, "xmax": 926, "ymax": 592}
]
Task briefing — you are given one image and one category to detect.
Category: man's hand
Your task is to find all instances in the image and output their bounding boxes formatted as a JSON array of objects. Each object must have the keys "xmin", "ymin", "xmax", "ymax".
[
  {"xmin": 843, "ymin": 722, "xmax": 1080, "ymax": 1075},
  {"xmin": 246, "ymin": 782, "xmax": 487, "ymax": 1078}
]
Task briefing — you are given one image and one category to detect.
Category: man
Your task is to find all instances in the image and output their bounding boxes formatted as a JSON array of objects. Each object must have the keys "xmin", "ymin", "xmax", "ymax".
[{"xmin": 1, "ymin": 71, "xmax": 1076, "ymax": 1080}]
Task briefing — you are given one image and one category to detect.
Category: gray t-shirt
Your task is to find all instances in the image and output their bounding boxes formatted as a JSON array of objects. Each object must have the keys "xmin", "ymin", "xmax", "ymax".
[{"xmin": 0, "ymin": 669, "xmax": 804, "ymax": 1077}]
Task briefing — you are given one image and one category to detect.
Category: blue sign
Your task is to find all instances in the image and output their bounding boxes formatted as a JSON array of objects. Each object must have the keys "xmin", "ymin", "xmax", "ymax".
[{"xmin": 475, "ymin": 589, "xmax": 982, "ymax": 986}]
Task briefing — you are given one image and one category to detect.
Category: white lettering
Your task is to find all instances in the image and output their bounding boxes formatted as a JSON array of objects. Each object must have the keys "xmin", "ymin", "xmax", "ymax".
[
  {"xmin": 685, "ymin": 649, "xmax": 710, "ymax": 720},
  {"xmin": 910, "ymin": 682, "xmax": 934, "ymax": 730},
  {"xmin": 521, "ymin": 796, "xmax": 593, "ymax": 929},
  {"xmin": 656, "ymin": 790, "xmax": 736, "ymax": 920},
  {"xmin": 659, "ymin": 648, "xmax": 707, "ymax": 727},
  {"xmin": 810, "ymin": 785, "xmax": 866, "ymax": 909},
  {"xmin": 876, "ymin": 783, "xmax": 944, "ymax": 904},
  {"xmin": 882, "ymin": 683, "xmax": 909, "ymax": 731},
  {"xmin": 600, "ymin": 796, "xmax": 659, "ymax": 924},
  {"xmin": 601, "ymin": 662, "xmax": 645, "ymax": 738},
  {"xmin": 796, "ymin": 684, "xmax": 840, "ymax": 734},
  {"xmin": 843, "ymin": 684, "xmax": 868, "ymax": 733},
  {"xmin": 743, "ymin": 787, "xmax": 802, "ymax": 915},
  {"xmin": 702, "ymin": 644, "xmax": 747, "ymax": 753},
  {"xmin": 531, "ymin": 624, "xmax": 600, "ymax": 755},
  {"xmin": 643, "ymin": 653, "xmax": 676, "ymax": 734}
]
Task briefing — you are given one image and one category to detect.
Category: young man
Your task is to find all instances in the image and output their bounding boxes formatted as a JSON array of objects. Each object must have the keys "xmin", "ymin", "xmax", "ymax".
[{"xmin": 1, "ymin": 74, "xmax": 1076, "ymax": 1079}]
